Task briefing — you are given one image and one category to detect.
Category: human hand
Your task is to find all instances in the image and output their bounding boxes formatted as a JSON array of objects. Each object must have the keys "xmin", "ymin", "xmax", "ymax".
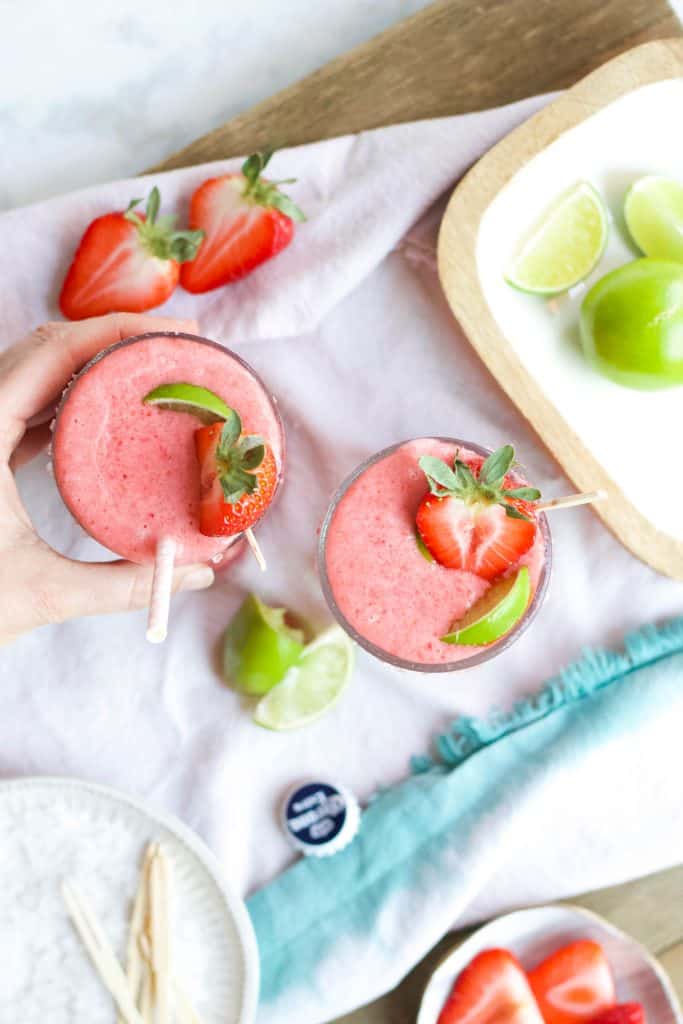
[{"xmin": 1, "ymin": 314, "xmax": 215, "ymax": 645}]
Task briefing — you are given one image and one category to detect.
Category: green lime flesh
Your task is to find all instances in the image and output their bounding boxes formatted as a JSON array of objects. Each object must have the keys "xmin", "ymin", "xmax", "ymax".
[
  {"xmin": 142, "ymin": 382, "xmax": 232, "ymax": 424},
  {"xmin": 441, "ymin": 566, "xmax": 531, "ymax": 646},
  {"xmin": 223, "ymin": 595, "xmax": 306, "ymax": 696},
  {"xmin": 505, "ymin": 182, "xmax": 608, "ymax": 295},
  {"xmin": 624, "ymin": 175, "xmax": 683, "ymax": 262},
  {"xmin": 254, "ymin": 626, "xmax": 354, "ymax": 731},
  {"xmin": 580, "ymin": 258, "xmax": 683, "ymax": 390}
]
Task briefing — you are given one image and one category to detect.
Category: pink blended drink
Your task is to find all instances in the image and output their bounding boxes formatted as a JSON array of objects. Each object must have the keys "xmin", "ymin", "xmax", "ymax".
[
  {"xmin": 53, "ymin": 332, "xmax": 284, "ymax": 565},
  {"xmin": 319, "ymin": 438, "xmax": 551, "ymax": 671}
]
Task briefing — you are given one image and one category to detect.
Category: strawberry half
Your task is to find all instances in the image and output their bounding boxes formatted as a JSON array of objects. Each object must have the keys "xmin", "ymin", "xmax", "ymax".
[
  {"xmin": 59, "ymin": 188, "xmax": 204, "ymax": 320},
  {"xmin": 588, "ymin": 1005, "xmax": 645, "ymax": 1024},
  {"xmin": 416, "ymin": 444, "xmax": 541, "ymax": 581},
  {"xmin": 438, "ymin": 948, "xmax": 545, "ymax": 1024},
  {"xmin": 528, "ymin": 940, "xmax": 616, "ymax": 1024},
  {"xmin": 180, "ymin": 150, "xmax": 305, "ymax": 293},
  {"xmin": 194, "ymin": 411, "xmax": 277, "ymax": 536}
]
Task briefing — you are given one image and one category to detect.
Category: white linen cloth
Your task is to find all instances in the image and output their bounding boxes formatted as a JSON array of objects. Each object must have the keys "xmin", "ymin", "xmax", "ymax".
[{"xmin": 2, "ymin": 95, "xmax": 683, "ymax": 1020}]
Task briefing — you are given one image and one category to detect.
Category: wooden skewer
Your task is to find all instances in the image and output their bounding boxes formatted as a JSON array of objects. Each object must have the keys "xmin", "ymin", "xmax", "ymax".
[
  {"xmin": 536, "ymin": 489, "xmax": 607, "ymax": 512},
  {"xmin": 118, "ymin": 844, "xmax": 155, "ymax": 1024},
  {"xmin": 245, "ymin": 528, "xmax": 267, "ymax": 572},
  {"xmin": 149, "ymin": 845, "xmax": 172, "ymax": 1024},
  {"xmin": 147, "ymin": 536, "xmax": 177, "ymax": 643},
  {"xmin": 62, "ymin": 881, "xmax": 145, "ymax": 1024}
]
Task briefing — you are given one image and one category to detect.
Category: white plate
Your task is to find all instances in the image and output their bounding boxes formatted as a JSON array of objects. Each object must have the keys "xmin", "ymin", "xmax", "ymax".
[
  {"xmin": 0, "ymin": 776, "xmax": 259, "ymax": 1024},
  {"xmin": 477, "ymin": 78, "xmax": 683, "ymax": 542},
  {"xmin": 418, "ymin": 905, "xmax": 682, "ymax": 1024}
]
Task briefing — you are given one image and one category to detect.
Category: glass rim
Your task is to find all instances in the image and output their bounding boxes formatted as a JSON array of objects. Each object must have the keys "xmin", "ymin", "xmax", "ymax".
[
  {"xmin": 53, "ymin": 329, "xmax": 286, "ymax": 546},
  {"xmin": 317, "ymin": 436, "xmax": 553, "ymax": 673}
]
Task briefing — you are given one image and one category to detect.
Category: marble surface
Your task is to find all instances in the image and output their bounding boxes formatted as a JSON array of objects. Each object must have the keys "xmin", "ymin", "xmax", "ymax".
[{"xmin": 0, "ymin": 0, "xmax": 433, "ymax": 212}]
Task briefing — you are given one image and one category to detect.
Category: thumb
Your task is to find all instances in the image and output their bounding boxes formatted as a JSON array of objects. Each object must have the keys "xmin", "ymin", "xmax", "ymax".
[{"xmin": 45, "ymin": 555, "xmax": 215, "ymax": 624}]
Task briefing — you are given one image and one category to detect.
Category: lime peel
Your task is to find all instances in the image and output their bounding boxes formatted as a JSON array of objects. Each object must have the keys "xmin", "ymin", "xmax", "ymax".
[
  {"xmin": 505, "ymin": 182, "xmax": 608, "ymax": 295},
  {"xmin": 223, "ymin": 594, "xmax": 306, "ymax": 696},
  {"xmin": 441, "ymin": 566, "xmax": 531, "ymax": 646},
  {"xmin": 254, "ymin": 626, "xmax": 354, "ymax": 731}
]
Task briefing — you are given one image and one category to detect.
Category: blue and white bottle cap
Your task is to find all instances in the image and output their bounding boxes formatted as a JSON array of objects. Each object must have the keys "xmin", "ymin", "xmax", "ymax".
[{"xmin": 282, "ymin": 781, "xmax": 360, "ymax": 857}]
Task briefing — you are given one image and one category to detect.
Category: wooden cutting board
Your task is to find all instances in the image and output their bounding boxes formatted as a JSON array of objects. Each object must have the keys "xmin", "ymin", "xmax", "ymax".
[{"xmin": 151, "ymin": 0, "xmax": 679, "ymax": 171}]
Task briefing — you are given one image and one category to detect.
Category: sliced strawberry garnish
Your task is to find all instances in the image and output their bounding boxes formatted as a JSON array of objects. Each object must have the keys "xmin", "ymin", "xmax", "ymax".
[
  {"xmin": 180, "ymin": 150, "xmax": 305, "ymax": 293},
  {"xmin": 416, "ymin": 444, "xmax": 540, "ymax": 581},
  {"xmin": 528, "ymin": 940, "xmax": 616, "ymax": 1024},
  {"xmin": 195, "ymin": 412, "xmax": 277, "ymax": 536},
  {"xmin": 438, "ymin": 948, "xmax": 545, "ymax": 1024},
  {"xmin": 59, "ymin": 188, "xmax": 204, "ymax": 320},
  {"xmin": 588, "ymin": 1005, "xmax": 645, "ymax": 1024}
]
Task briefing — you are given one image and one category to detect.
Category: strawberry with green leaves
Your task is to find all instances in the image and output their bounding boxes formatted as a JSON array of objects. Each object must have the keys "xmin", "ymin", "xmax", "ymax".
[
  {"xmin": 416, "ymin": 444, "xmax": 541, "ymax": 581},
  {"xmin": 180, "ymin": 150, "xmax": 305, "ymax": 293},
  {"xmin": 60, "ymin": 188, "xmax": 204, "ymax": 320},
  {"xmin": 194, "ymin": 408, "xmax": 278, "ymax": 537}
]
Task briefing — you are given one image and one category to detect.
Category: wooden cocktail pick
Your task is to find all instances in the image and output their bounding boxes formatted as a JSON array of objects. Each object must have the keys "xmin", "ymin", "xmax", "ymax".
[{"xmin": 536, "ymin": 489, "xmax": 607, "ymax": 512}]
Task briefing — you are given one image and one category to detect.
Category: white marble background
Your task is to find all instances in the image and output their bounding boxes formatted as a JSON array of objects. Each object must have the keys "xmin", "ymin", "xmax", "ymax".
[
  {"xmin": 3, "ymin": 0, "xmax": 679, "ymax": 213},
  {"xmin": 0, "ymin": 0, "xmax": 434, "ymax": 211}
]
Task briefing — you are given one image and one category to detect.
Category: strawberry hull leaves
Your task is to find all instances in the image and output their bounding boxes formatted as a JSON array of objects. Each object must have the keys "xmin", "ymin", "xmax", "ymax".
[
  {"xmin": 214, "ymin": 410, "xmax": 266, "ymax": 504},
  {"xmin": 419, "ymin": 445, "xmax": 541, "ymax": 521},
  {"xmin": 123, "ymin": 187, "xmax": 205, "ymax": 263}
]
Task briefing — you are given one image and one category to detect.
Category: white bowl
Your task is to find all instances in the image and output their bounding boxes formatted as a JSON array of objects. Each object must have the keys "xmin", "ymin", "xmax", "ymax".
[{"xmin": 418, "ymin": 905, "xmax": 682, "ymax": 1024}]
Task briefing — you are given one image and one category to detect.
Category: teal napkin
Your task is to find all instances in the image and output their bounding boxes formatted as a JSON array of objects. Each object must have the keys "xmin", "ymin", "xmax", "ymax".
[{"xmin": 248, "ymin": 618, "xmax": 683, "ymax": 1024}]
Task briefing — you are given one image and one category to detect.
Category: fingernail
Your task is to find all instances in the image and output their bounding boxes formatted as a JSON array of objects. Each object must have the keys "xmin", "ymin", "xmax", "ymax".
[
  {"xmin": 179, "ymin": 567, "xmax": 215, "ymax": 592},
  {"xmin": 178, "ymin": 319, "xmax": 199, "ymax": 333}
]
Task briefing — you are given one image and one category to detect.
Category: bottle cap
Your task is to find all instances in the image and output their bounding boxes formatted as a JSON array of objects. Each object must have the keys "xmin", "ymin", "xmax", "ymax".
[{"xmin": 282, "ymin": 781, "xmax": 360, "ymax": 858}]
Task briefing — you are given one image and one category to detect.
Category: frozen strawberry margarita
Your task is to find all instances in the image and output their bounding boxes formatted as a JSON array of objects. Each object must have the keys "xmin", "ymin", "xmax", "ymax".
[
  {"xmin": 319, "ymin": 438, "xmax": 551, "ymax": 671},
  {"xmin": 53, "ymin": 332, "xmax": 284, "ymax": 564}
]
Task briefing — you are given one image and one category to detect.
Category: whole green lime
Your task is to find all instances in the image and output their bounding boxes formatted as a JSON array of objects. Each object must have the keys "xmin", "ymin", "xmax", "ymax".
[{"xmin": 580, "ymin": 258, "xmax": 683, "ymax": 390}]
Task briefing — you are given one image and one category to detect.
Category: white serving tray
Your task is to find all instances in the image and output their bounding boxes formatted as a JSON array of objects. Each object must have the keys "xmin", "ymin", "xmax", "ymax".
[
  {"xmin": 438, "ymin": 40, "xmax": 683, "ymax": 579},
  {"xmin": 418, "ymin": 905, "xmax": 682, "ymax": 1024}
]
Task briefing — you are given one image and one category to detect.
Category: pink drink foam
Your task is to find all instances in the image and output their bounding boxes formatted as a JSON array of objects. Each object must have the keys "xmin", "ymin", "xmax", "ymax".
[
  {"xmin": 323, "ymin": 439, "xmax": 546, "ymax": 666},
  {"xmin": 53, "ymin": 333, "xmax": 283, "ymax": 565}
]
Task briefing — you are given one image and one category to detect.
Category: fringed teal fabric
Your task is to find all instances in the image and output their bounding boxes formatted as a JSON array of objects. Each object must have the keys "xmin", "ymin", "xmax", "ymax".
[
  {"xmin": 249, "ymin": 616, "xmax": 683, "ymax": 1024},
  {"xmin": 412, "ymin": 617, "xmax": 683, "ymax": 773}
]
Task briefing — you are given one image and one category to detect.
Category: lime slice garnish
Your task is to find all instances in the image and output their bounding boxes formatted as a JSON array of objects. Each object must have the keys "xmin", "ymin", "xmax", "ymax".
[
  {"xmin": 624, "ymin": 175, "xmax": 683, "ymax": 262},
  {"xmin": 254, "ymin": 626, "xmax": 354, "ymax": 731},
  {"xmin": 441, "ymin": 566, "xmax": 531, "ymax": 646},
  {"xmin": 505, "ymin": 182, "xmax": 608, "ymax": 295},
  {"xmin": 223, "ymin": 595, "xmax": 306, "ymax": 696},
  {"xmin": 143, "ymin": 382, "xmax": 232, "ymax": 424}
]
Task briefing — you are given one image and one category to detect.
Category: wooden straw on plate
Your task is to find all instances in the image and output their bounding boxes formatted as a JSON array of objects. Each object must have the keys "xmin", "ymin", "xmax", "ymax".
[{"xmin": 62, "ymin": 881, "xmax": 145, "ymax": 1024}]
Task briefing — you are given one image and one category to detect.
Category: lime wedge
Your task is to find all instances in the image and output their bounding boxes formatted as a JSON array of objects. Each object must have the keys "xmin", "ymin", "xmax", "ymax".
[
  {"xmin": 223, "ymin": 595, "xmax": 306, "ymax": 696},
  {"xmin": 441, "ymin": 566, "xmax": 531, "ymax": 646},
  {"xmin": 254, "ymin": 626, "xmax": 354, "ymax": 731},
  {"xmin": 143, "ymin": 382, "xmax": 232, "ymax": 424},
  {"xmin": 624, "ymin": 175, "xmax": 683, "ymax": 262},
  {"xmin": 505, "ymin": 182, "xmax": 608, "ymax": 295}
]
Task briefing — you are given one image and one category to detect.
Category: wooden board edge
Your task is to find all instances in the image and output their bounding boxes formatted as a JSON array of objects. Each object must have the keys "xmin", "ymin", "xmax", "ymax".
[{"xmin": 437, "ymin": 39, "xmax": 683, "ymax": 581}]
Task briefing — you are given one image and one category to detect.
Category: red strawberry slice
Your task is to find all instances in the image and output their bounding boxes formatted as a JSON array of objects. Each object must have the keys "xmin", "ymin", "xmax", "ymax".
[
  {"xmin": 528, "ymin": 940, "xmax": 616, "ymax": 1024},
  {"xmin": 59, "ymin": 188, "xmax": 204, "ymax": 320},
  {"xmin": 588, "ymin": 1005, "xmax": 645, "ymax": 1024},
  {"xmin": 180, "ymin": 150, "xmax": 305, "ymax": 293},
  {"xmin": 195, "ymin": 414, "xmax": 278, "ymax": 537},
  {"xmin": 416, "ymin": 444, "xmax": 540, "ymax": 581},
  {"xmin": 438, "ymin": 948, "xmax": 545, "ymax": 1024}
]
